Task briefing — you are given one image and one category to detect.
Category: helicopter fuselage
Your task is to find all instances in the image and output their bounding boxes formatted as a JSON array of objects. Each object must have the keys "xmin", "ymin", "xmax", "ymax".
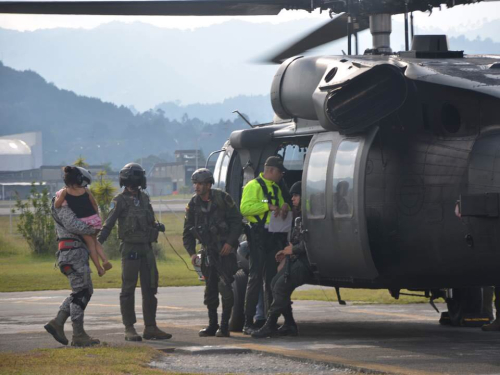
[{"xmin": 213, "ymin": 53, "xmax": 500, "ymax": 291}]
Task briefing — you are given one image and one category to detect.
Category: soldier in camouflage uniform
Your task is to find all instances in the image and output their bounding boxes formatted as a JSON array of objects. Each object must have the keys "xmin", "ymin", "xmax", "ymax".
[
  {"xmin": 183, "ymin": 168, "xmax": 242, "ymax": 337},
  {"xmin": 252, "ymin": 181, "xmax": 313, "ymax": 338},
  {"xmin": 98, "ymin": 163, "xmax": 171, "ymax": 342},
  {"xmin": 44, "ymin": 200, "xmax": 100, "ymax": 347}
]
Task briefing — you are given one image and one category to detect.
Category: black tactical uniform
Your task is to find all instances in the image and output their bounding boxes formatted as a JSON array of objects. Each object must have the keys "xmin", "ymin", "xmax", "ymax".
[
  {"xmin": 253, "ymin": 181, "xmax": 313, "ymax": 338},
  {"xmin": 183, "ymin": 186, "xmax": 242, "ymax": 337},
  {"xmin": 98, "ymin": 163, "xmax": 170, "ymax": 341}
]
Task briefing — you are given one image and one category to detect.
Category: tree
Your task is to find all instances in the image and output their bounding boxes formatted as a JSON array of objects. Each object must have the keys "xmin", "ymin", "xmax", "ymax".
[
  {"xmin": 73, "ymin": 156, "xmax": 89, "ymax": 168},
  {"xmin": 13, "ymin": 183, "xmax": 56, "ymax": 256},
  {"xmin": 89, "ymin": 170, "xmax": 120, "ymax": 258}
]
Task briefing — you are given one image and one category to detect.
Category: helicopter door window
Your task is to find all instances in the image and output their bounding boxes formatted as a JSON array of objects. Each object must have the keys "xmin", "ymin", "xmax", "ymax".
[
  {"xmin": 333, "ymin": 140, "xmax": 359, "ymax": 217},
  {"xmin": 214, "ymin": 149, "xmax": 231, "ymax": 190},
  {"xmin": 305, "ymin": 141, "xmax": 332, "ymax": 219}
]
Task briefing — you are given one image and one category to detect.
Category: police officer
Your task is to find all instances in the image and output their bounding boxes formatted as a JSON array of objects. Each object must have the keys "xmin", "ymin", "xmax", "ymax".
[
  {"xmin": 240, "ymin": 156, "xmax": 290, "ymax": 335},
  {"xmin": 45, "ymin": 182, "xmax": 100, "ymax": 347},
  {"xmin": 98, "ymin": 163, "xmax": 171, "ymax": 342},
  {"xmin": 183, "ymin": 168, "xmax": 242, "ymax": 337},
  {"xmin": 252, "ymin": 181, "xmax": 313, "ymax": 338}
]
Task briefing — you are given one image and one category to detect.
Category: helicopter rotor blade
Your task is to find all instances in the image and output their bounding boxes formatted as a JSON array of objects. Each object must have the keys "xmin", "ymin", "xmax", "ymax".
[
  {"xmin": 0, "ymin": 0, "xmax": 293, "ymax": 16},
  {"xmin": 261, "ymin": 13, "xmax": 369, "ymax": 64}
]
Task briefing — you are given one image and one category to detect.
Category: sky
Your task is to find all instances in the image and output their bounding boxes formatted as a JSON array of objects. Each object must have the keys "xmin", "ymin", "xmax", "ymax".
[{"xmin": 0, "ymin": 2, "xmax": 499, "ymax": 32}]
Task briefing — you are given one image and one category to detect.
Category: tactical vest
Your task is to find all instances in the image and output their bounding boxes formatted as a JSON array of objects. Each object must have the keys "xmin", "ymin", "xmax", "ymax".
[
  {"xmin": 193, "ymin": 189, "xmax": 229, "ymax": 244},
  {"xmin": 117, "ymin": 192, "xmax": 156, "ymax": 244}
]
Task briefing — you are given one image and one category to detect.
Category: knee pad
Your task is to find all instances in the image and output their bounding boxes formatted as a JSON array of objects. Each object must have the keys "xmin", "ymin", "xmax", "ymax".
[{"xmin": 71, "ymin": 288, "xmax": 92, "ymax": 310}]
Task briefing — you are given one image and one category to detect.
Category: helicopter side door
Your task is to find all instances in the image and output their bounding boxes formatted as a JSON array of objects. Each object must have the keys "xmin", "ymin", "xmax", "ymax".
[{"xmin": 303, "ymin": 131, "xmax": 379, "ymax": 283}]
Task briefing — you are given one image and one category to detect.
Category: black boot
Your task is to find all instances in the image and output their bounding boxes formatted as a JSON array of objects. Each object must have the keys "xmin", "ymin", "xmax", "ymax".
[
  {"xmin": 251, "ymin": 313, "xmax": 279, "ymax": 338},
  {"xmin": 216, "ymin": 309, "xmax": 231, "ymax": 337},
  {"xmin": 242, "ymin": 315, "xmax": 257, "ymax": 335},
  {"xmin": 199, "ymin": 309, "xmax": 219, "ymax": 337},
  {"xmin": 278, "ymin": 306, "xmax": 298, "ymax": 337}
]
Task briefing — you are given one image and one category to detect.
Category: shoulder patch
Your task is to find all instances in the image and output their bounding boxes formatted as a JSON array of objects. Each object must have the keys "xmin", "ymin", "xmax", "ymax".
[
  {"xmin": 109, "ymin": 201, "xmax": 116, "ymax": 210},
  {"xmin": 185, "ymin": 203, "xmax": 190, "ymax": 212}
]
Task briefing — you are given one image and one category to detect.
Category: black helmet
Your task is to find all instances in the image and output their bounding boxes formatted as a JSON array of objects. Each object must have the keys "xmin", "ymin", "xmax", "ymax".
[
  {"xmin": 120, "ymin": 163, "xmax": 146, "ymax": 189},
  {"xmin": 290, "ymin": 181, "xmax": 302, "ymax": 196},
  {"xmin": 191, "ymin": 168, "xmax": 214, "ymax": 184}
]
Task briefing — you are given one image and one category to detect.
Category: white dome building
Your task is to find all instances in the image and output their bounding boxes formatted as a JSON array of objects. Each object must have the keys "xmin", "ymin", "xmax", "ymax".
[
  {"xmin": 0, "ymin": 132, "xmax": 42, "ymax": 172},
  {"xmin": 0, "ymin": 139, "xmax": 33, "ymax": 171}
]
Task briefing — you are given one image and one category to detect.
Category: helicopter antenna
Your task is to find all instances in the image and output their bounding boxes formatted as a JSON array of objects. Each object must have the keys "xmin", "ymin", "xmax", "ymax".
[{"xmin": 232, "ymin": 110, "xmax": 253, "ymax": 128}]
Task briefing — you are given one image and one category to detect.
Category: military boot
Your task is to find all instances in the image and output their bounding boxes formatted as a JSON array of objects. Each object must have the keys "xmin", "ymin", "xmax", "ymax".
[
  {"xmin": 216, "ymin": 309, "xmax": 231, "ymax": 337},
  {"xmin": 44, "ymin": 310, "xmax": 70, "ymax": 345},
  {"xmin": 251, "ymin": 313, "xmax": 279, "ymax": 339},
  {"xmin": 242, "ymin": 315, "xmax": 257, "ymax": 335},
  {"xmin": 278, "ymin": 307, "xmax": 298, "ymax": 337},
  {"xmin": 124, "ymin": 325, "xmax": 142, "ymax": 341},
  {"xmin": 199, "ymin": 309, "xmax": 219, "ymax": 337},
  {"xmin": 71, "ymin": 322, "xmax": 100, "ymax": 347},
  {"xmin": 482, "ymin": 317, "xmax": 500, "ymax": 332},
  {"xmin": 143, "ymin": 325, "xmax": 172, "ymax": 340}
]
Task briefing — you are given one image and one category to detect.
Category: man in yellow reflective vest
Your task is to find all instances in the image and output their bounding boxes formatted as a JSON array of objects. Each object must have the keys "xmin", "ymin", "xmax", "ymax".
[{"xmin": 240, "ymin": 156, "xmax": 290, "ymax": 335}]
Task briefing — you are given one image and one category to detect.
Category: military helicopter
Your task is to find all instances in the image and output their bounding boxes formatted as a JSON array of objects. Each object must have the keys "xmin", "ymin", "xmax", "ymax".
[{"xmin": 2, "ymin": 0, "xmax": 500, "ymax": 327}]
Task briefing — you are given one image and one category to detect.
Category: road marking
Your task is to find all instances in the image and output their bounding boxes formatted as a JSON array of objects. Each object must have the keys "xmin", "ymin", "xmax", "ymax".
[{"xmin": 10, "ymin": 300, "xmax": 203, "ymax": 311}]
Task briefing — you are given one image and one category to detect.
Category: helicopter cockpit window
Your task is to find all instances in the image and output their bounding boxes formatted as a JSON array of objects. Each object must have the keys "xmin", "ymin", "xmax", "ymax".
[
  {"xmin": 277, "ymin": 144, "xmax": 307, "ymax": 171},
  {"xmin": 333, "ymin": 140, "xmax": 359, "ymax": 217},
  {"xmin": 306, "ymin": 141, "xmax": 332, "ymax": 219}
]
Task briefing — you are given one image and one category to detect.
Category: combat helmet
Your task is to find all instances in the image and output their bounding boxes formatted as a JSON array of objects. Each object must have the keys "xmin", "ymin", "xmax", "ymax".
[
  {"xmin": 74, "ymin": 167, "xmax": 92, "ymax": 187},
  {"xmin": 191, "ymin": 168, "xmax": 214, "ymax": 184},
  {"xmin": 120, "ymin": 163, "xmax": 146, "ymax": 189}
]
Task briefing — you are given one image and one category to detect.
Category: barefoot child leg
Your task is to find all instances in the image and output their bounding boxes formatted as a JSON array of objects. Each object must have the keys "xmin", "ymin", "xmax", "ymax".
[
  {"xmin": 94, "ymin": 235, "xmax": 112, "ymax": 270},
  {"xmin": 82, "ymin": 234, "xmax": 105, "ymax": 277}
]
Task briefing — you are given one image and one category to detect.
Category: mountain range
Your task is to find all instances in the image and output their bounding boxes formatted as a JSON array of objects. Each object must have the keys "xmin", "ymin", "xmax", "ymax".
[
  {"xmin": 0, "ymin": 18, "xmax": 499, "ymax": 114},
  {"xmin": 0, "ymin": 62, "xmax": 249, "ymax": 169}
]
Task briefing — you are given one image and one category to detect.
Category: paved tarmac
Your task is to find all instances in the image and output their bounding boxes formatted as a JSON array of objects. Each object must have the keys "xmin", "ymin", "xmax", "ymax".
[{"xmin": 1, "ymin": 286, "xmax": 500, "ymax": 374}]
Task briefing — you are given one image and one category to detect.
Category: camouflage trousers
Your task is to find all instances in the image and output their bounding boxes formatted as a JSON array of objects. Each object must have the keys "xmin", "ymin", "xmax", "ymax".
[
  {"xmin": 201, "ymin": 252, "xmax": 238, "ymax": 311},
  {"xmin": 57, "ymin": 247, "xmax": 93, "ymax": 324}
]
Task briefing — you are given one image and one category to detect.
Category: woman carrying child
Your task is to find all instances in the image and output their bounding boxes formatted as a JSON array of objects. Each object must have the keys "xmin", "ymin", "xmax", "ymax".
[{"xmin": 55, "ymin": 166, "xmax": 112, "ymax": 276}]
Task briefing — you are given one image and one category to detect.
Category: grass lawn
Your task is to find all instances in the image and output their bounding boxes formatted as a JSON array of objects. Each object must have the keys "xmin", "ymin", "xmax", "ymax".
[
  {"xmin": 0, "ymin": 214, "xmax": 203, "ymax": 292},
  {"xmin": 0, "ymin": 345, "xmax": 188, "ymax": 375},
  {"xmin": 292, "ymin": 288, "xmax": 429, "ymax": 304}
]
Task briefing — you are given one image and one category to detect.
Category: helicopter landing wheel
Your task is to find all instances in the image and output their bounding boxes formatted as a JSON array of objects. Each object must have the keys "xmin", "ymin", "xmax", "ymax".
[
  {"xmin": 443, "ymin": 287, "xmax": 492, "ymax": 327},
  {"xmin": 229, "ymin": 269, "xmax": 248, "ymax": 332}
]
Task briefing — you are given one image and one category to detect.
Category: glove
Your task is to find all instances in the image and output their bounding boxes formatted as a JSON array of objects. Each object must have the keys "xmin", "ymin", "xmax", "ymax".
[{"xmin": 156, "ymin": 222, "xmax": 166, "ymax": 232}]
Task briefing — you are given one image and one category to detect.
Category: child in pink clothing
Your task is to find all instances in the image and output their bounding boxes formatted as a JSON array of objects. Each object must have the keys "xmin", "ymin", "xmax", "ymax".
[{"xmin": 55, "ymin": 166, "xmax": 112, "ymax": 276}]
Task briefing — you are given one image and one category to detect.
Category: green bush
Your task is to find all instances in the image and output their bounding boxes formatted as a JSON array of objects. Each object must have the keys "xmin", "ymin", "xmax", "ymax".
[
  {"xmin": 13, "ymin": 183, "xmax": 56, "ymax": 256},
  {"xmin": 90, "ymin": 170, "xmax": 120, "ymax": 259}
]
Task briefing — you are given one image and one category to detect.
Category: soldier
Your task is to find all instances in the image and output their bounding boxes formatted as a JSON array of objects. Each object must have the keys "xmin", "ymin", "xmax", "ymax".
[
  {"xmin": 44, "ymin": 196, "xmax": 100, "ymax": 347},
  {"xmin": 240, "ymin": 156, "xmax": 290, "ymax": 335},
  {"xmin": 183, "ymin": 168, "xmax": 242, "ymax": 337},
  {"xmin": 252, "ymin": 181, "xmax": 313, "ymax": 338},
  {"xmin": 482, "ymin": 288, "xmax": 500, "ymax": 331},
  {"xmin": 98, "ymin": 163, "xmax": 171, "ymax": 342}
]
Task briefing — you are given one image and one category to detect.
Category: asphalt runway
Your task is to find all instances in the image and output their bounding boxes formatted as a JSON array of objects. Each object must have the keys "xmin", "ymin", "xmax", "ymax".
[{"xmin": 1, "ymin": 286, "xmax": 500, "ymax": 374}]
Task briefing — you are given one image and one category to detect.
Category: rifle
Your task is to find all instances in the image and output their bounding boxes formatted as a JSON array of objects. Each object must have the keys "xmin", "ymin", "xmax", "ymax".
[{"xmin": 189, "ymin": 225, "xmax": 232, "ymax": 286}]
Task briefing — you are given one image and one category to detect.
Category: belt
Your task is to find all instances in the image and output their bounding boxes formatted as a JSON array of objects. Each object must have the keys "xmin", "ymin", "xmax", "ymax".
[{"xmin": 58, "ymin": 238, "xmax": 83, "ymax": 251}]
